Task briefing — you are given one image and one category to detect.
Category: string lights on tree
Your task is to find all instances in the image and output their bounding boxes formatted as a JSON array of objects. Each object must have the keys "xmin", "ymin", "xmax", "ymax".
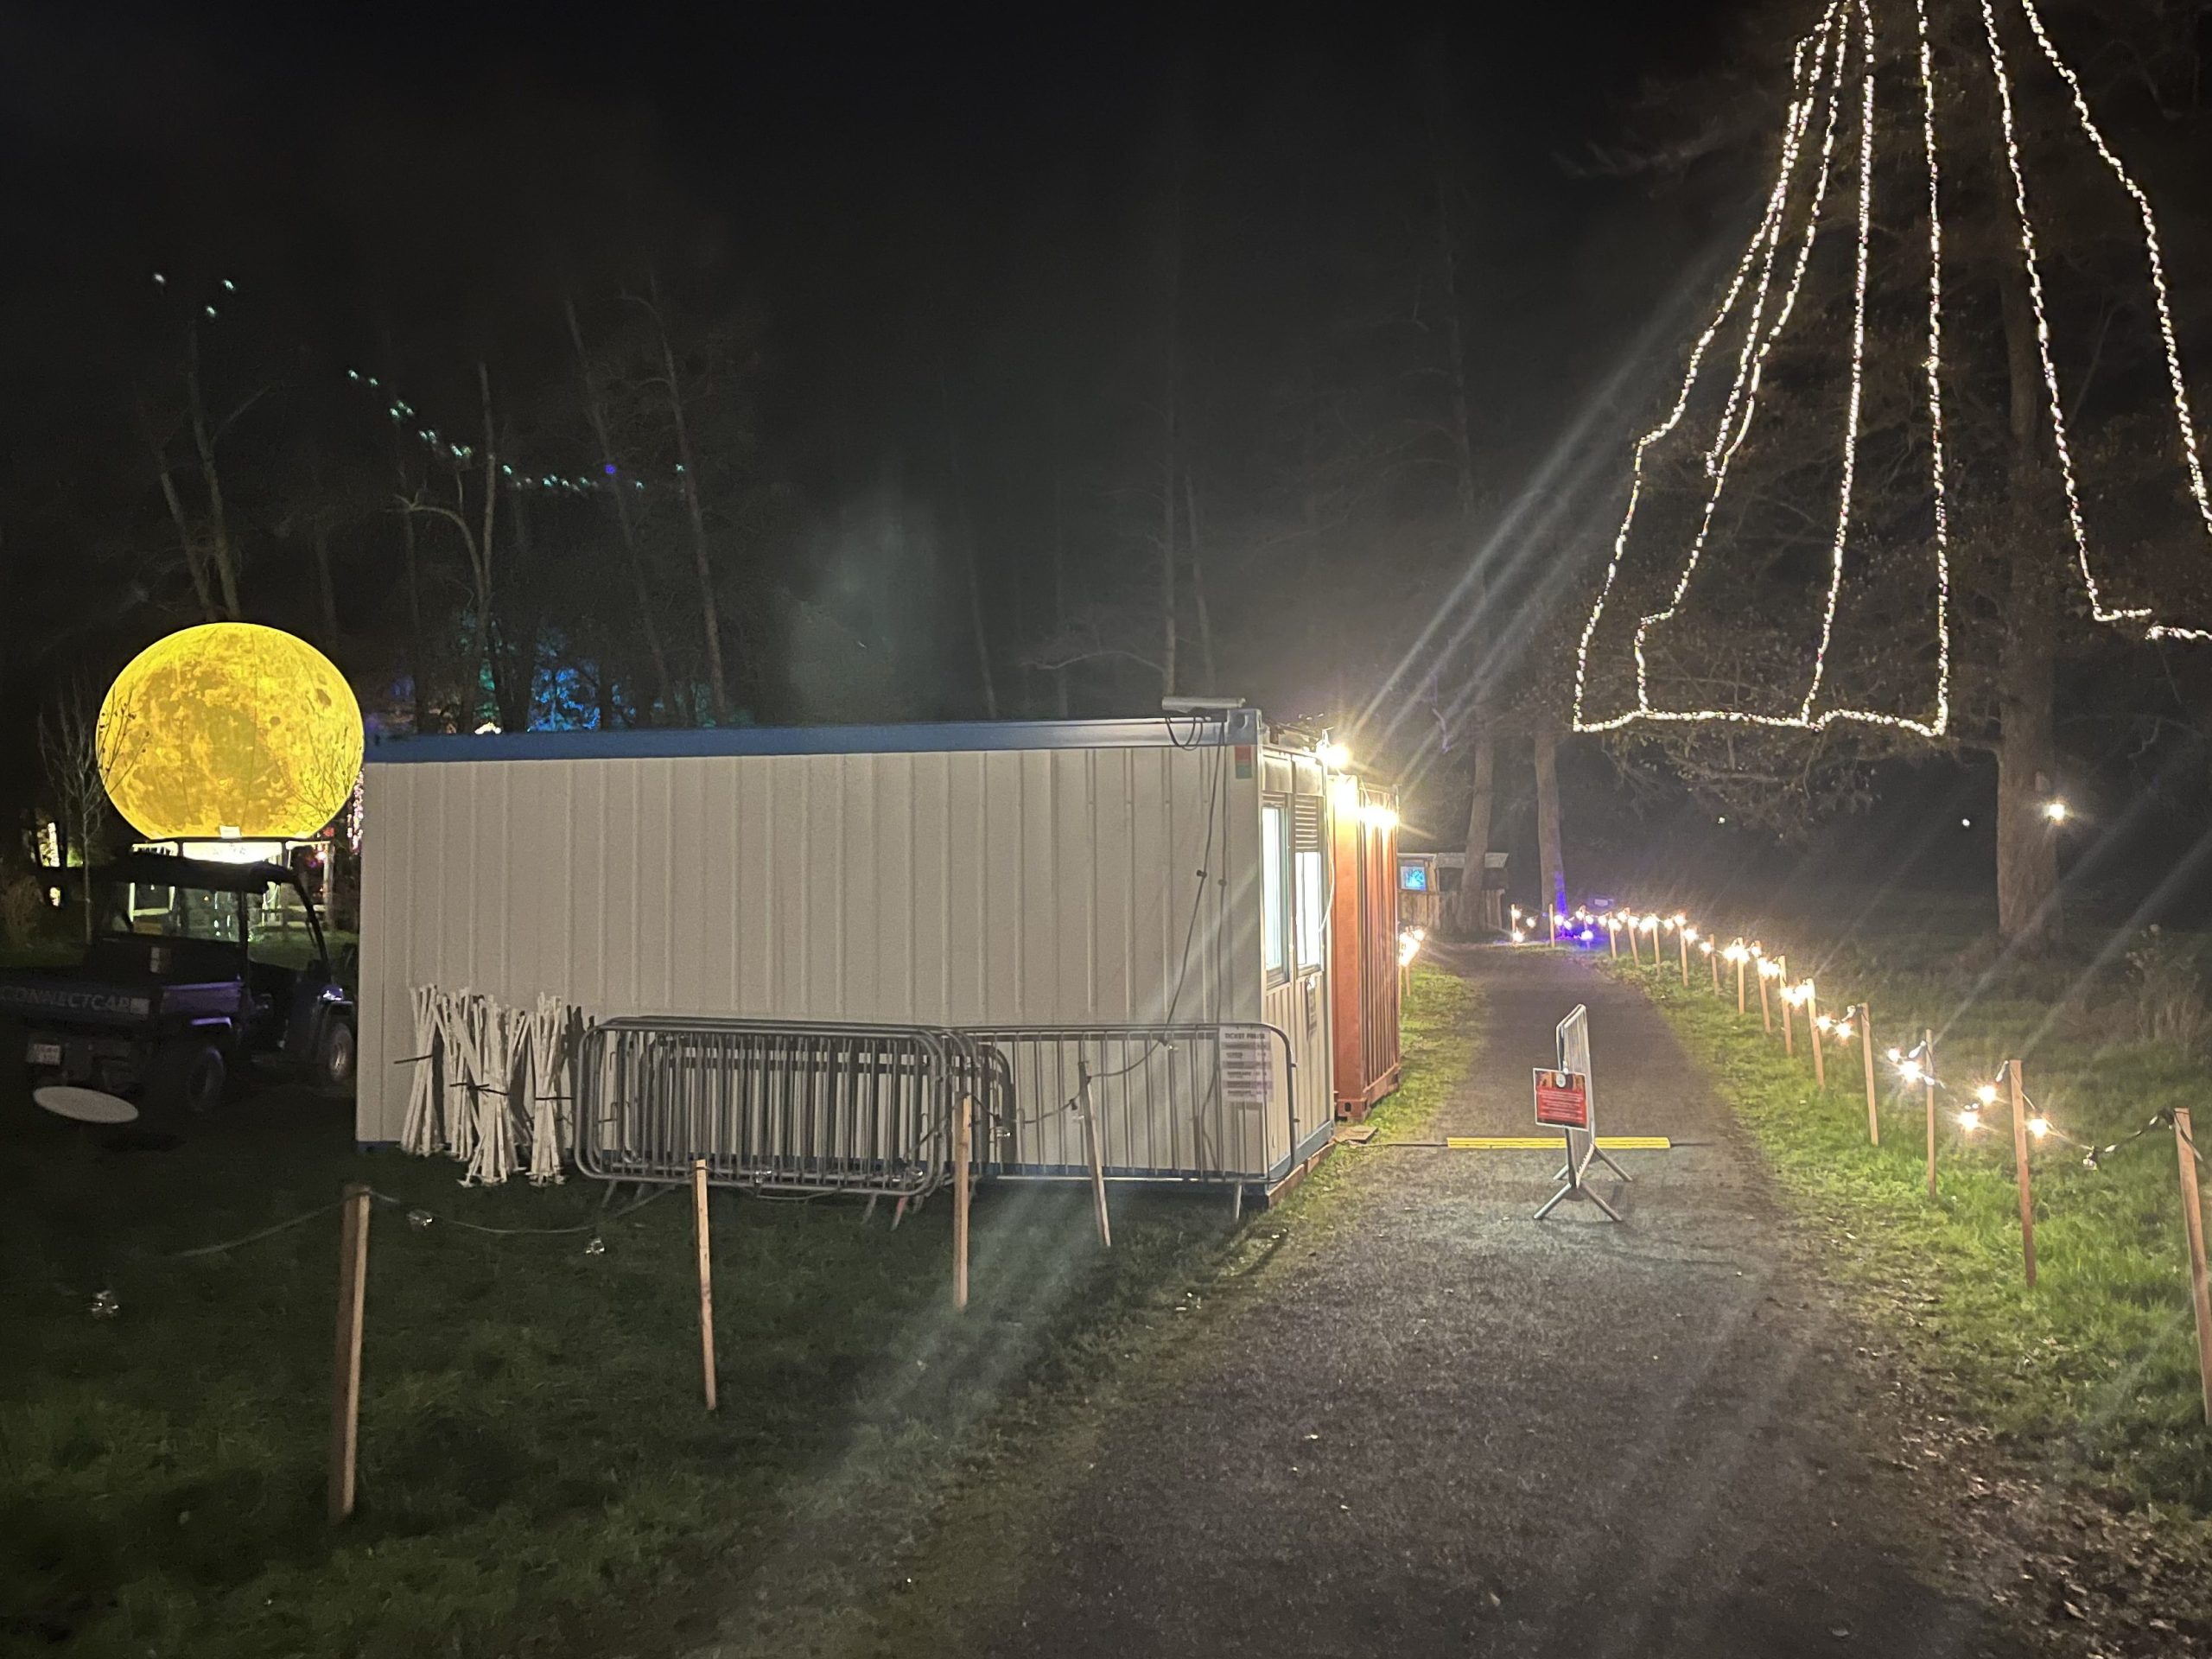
[
  {"xmin": 152, "ymin": 272, "xmax": 694, "ymax": 500},
  {"xmin": 1574, "ymin": 0, "xmax": 2212, "ymax": 736}
]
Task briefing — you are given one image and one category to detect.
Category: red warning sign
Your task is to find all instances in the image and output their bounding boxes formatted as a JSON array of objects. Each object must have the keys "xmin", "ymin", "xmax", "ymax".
[{"xmin": 1533, "ymin": 1068, "xmax": 1590, "ymax": 1129}]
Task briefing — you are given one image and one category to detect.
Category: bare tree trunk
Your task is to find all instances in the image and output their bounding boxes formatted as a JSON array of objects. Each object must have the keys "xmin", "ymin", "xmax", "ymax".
[
  {"xmin": 563, "ymin": 296, "xmax": 679, "ymax": 724},
  {"xmin": 939, "ymin": 378, "xmax": 999, "ymax": 719},
  {"xmin": 1997, "ymin": 568, "xmax": 2060, "ymax": 947},
  {"xmin": 1159, "ymin": 348, "xmax": 1179, "ymax": 701},
  {"xmin": 1995, "ymin": 237, "xmax": 2062, "ymax": 950},
  {"xmin": 1051, "ymin": 401, "xmax": 1071, "ymax": 718},
  {"xmin": 492, "ymin": 480, "xmax": 535, "ymax": 734},
  {"xmin": 310, "ymin": 522, "xmax": 339, "ymax": 645},
  {"xmin": 1535, "ymin": 725, "xmax": 1567, "ymax": 922},
  {"xmin": 148, "ymin": 435, "xmax": 218, "ymax": 620},
  {"xmin": 38, "ymin": 690, "xmax": 107, "ymax": 942},
  {"xmin": 184, "ymin": 324, "xmax": 243, "ymax": 620},
  {"xmin": 1434, "ymin": 124, "xmax": 1508, "ymax": 939},
  {"xmin": 395, "ymin": 473, "xmax": 428, "ymax": 731},
  {"xmin": 1156, "ymin": 148, "xmax": 1184, "ymax": 704},
  {"xmin": 645, "ymin": 275, "xmax": 733, "ymax": 723},
  {"xmin": 1183, "ymin": 471, "xmax": 1215, "ymax": 694},
  {"xmin": 1452, "ymin": 711, "xmax": 1497, "ymax": 933},
  {"xmin": 474, "ymin": 364, "xmax": 500, "ymax": 725}
]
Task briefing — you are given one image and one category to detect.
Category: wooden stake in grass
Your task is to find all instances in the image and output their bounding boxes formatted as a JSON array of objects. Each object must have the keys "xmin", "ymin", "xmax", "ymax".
[
  {"xmin": 952, "ymin": 1094, "xmax": 973, "ymax": 1313},
  {"xmin": 1677, "ymin": 929, "xmax": 1689, "ymax": 986},
  {"xmin": 1779, "ymin": 957, "xmax": 1794, "ymax": 1057},
  {"xmin": 1710, "ymin": 946, "xmax": 1721, "ymax": 995},
  {"xmin": 1627, "ymin": 925, "xmax": 1640, "ymax": 967},
  {"xmin": 327, "ymin": 1182, "xmax": 372, "ymax": 1524},
  {"xmin": 1806, "ymin": 983, "xmax": 1825, "ymax": 1090},
  {"xmin": 1607, "ymin": 921, "xmax": 1619, "ymax": 960},
  {"xmin": 1858, "ymin": 1003, "xmax": 1879, "ymax": 1146},
  {"xmin": 1923, "ymin": 1027, "xmax": 1938, "ymax": 1202},
  {"xmin": 1736, "ymin": 950, "xmax": 1746, "ymax": 1015},
  {"xmin": 2172, "ymin": 1108, "xmax": 2212, "ymax": 1427},
  {"xmin": 1757, "ymin": 957, "xmax": 1773, "ymax": 1035},
  {"xmin": 691, "ymin": 1160, "xmax": 717, "ymax": 1411},
  {"xmin": 1077, "ymin": 1061, "xmax": 1112, "ymax": 1248},
  {"xmin": 2006, "ymin": 1062, "xmax": 2037, "ymax": 1288}
]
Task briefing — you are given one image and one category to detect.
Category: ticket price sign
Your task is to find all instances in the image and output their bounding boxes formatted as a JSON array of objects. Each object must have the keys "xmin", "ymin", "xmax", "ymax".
[
  {"xmin": 1533, "ymin": 1069, "xmax": 1589, "ymax": 1129},
  {"xmin": 1535, "ymin": 1004, "xmax": 1626, "ymax": 1222}
]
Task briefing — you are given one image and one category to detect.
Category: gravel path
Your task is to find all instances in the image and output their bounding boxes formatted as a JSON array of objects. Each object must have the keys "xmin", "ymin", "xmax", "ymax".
[{"xmin": 975, "ymin": 946, "xmax": 2026, "ymax": 1658}]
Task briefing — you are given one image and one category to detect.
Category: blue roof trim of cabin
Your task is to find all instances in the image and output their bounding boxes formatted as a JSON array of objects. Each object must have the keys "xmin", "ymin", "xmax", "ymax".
[{"xmin": 367, "ymin": 710, "xmax": 1266, "ymax": 764}]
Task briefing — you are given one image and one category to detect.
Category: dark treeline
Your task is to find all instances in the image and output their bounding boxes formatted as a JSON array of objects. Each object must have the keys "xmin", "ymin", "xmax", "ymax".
[
  {"xmin": 0, "ymin": 5, "xmax": 1737, "ymax": 830},
  {"xmin": 14, "ymin": 1, "xmax": 2212, "ymax": 947}
]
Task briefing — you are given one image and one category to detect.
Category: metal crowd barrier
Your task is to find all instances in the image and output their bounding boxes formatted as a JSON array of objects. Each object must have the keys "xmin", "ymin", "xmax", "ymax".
[
  {"xmin": 575, "ymin": 1018, "xmax": 999, "ymax": 1199},
  {"xmin": 958, "ymin": 1023, "xmax": 1297, "ymax": 1185},
  {"xmin": 575, "ymin": 1015, "xmax": 1294, "ymax": 1197}
]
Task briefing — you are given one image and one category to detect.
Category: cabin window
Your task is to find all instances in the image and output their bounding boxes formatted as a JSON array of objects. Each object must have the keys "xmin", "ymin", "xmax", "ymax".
[
  {"xmin": 1295, "ymin": 849, "xmax": 1325, "ymax": 972},
  {"xmin": 1262, "ymin": 801, "xmax": 1288, "ymax": 982},
  {"xmin": 1292, "ymin": 794, "xmax": 1326, "ymax": 974}
]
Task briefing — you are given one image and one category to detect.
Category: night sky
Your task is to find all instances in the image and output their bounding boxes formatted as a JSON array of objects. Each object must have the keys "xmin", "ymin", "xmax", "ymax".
[{"xmin": 21, "ymin": 0, "xmax": 2205, "ymax": 916}]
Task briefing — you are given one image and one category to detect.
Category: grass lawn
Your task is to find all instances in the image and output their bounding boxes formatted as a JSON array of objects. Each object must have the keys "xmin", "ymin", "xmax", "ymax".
[
  {"xmin": 1602, "ymin": 900, "xmax": 2212, "ymax": 1515},
  {"xmin": 2, "ymin": 966, "xmax": 1471, "ymax": 1659}
]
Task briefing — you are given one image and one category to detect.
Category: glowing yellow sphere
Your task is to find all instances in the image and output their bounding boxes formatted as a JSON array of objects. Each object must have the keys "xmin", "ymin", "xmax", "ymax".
[{"xmin": 98, "ymin": 623, "xmax": 363, "ymax": 840}]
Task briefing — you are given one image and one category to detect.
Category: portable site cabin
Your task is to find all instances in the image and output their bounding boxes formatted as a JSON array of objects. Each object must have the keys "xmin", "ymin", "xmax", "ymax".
[
  {"xmin": 1330, "ymin": 775, "xmax": 1401, "ymax": 1117},
  {"xmin": 355, "ymin": 713, "xmax": 1402, "ymax": 1198}
]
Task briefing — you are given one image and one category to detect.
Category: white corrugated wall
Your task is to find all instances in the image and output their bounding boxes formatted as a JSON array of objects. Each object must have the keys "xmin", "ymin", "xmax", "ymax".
[{"xmin": 359, "ymin": 739, "xmax": 1332, "ymax": 1179}]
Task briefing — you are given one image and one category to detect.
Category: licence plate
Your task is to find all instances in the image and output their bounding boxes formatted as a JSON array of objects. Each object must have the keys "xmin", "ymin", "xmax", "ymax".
[{"xmin": 26, "ymin": 1041, "xmax": 62, "ymax": 1066}]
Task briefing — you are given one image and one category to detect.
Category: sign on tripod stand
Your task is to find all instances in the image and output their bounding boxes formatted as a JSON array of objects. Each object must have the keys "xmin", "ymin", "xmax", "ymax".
[{"xmin": 1535, "ymin": 1003, "xmax": 1627, "ymax": 1222}]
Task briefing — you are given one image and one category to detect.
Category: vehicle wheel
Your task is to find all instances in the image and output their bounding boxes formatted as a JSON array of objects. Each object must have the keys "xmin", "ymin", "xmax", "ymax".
[
  {"xmin": 317, "ymin": 1020, "xmax": 356, "ymax": 1088},
  {"xmin": 151, "ymin": 1040, "xmax": 226, "ymax": 1115}
]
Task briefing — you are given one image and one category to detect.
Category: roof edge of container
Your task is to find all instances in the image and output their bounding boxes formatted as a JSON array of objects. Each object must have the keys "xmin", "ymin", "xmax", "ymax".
[{"xmin": 366, "ymin": 710, "xmax": 1268, "ymax": 765}]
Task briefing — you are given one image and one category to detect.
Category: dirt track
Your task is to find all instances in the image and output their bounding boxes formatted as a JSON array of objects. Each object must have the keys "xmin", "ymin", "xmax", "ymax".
[{"xmin": 967, "ymin": 946, "xmax": 2027, "ymax": 1658}]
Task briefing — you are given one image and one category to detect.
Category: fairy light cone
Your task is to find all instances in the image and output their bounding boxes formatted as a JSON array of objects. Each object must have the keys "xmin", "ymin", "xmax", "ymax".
[{"xmin": 1573, "ymin": 0, "xmax": 2212, "ymax": 741}]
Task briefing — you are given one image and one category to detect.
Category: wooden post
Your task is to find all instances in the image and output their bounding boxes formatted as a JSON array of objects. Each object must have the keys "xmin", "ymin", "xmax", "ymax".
[
  {"xmin": 1709, "ymin": 948, "xmax": 1721, "ymax": 995},
  {"xmin": 1626, "ymin": 925, "xmax": 1639, "ymax": 966},
  {"xmin": 1923, "ymin": 1027, "xmax": 1938, "ymax": 1201},
  {"xmin": 1677, "ymin": 931, "xmax": 1689, "ymax": 986},
  {"xmin": 1608, "ymin": 922, "xmax": 1618, "ymax": 960},
  {"xmin": 952, "ymin": 1094, "xmax": 973, "ymax": 1312},
  {"xmin": 2008, "ymin": 1062, "xmax": 2036, "ymax": 1289},
  {"xmin": 1859, "ymin": 1004, "xmax": 1879, "ymax": 1145},
  {"xmin": 1077, "ymin": 1062, "xmax": 1112, "ymax": 1248},
  {"xmin": 1807, "ymin": 984, "xmax": 1826, "ymax": 1089},
  {"xmin": 327, "ymin": 1182, "xmax": 372, "ymax": 1524},
  {"xmin": 2172, "ymin": 1109, "xmax": 2212, "ymax": 1427},
  {"xmin": 691, "ymin": 1160, "xmax": 717, "ymax": 1411},
  {"xmin": 1757, "ymin": 960, "xmax": 1773, "ymax": 1034},
  {"xmin": 1779, "ymin": 957, "xmax": 1794, "ymax": 1056},
  {"xmin": 1736, "ymin": 952, "xmax": 1746, "ymax": 1015}
]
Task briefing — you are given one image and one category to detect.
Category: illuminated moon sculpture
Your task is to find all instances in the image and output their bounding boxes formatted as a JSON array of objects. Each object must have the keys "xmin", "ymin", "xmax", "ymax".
[{"xmin": 97, "ymin": 623, "xmax": 364, "ymax": 841}]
